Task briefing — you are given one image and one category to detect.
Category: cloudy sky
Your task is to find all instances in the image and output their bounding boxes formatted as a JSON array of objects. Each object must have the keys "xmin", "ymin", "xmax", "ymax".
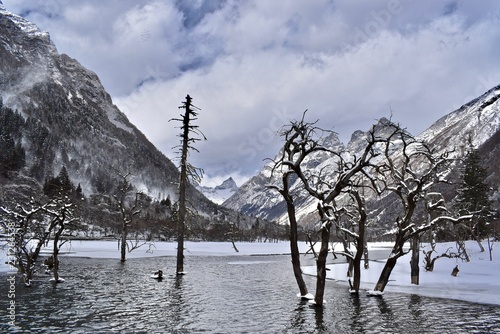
[{"xmin": 3, "ymin": 0, "xmax": 500, "ymax": 187}]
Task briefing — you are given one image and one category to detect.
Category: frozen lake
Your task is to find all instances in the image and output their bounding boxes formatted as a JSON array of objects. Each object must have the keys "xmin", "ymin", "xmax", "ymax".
[{"xmin": 1, "ymin": 253, "xmax": 500, "ymax": 333}]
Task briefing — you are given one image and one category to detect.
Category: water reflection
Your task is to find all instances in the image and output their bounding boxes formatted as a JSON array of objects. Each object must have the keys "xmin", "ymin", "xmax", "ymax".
[
  {"xmin": 313, "ymin": 306, "xmax": 329, "ymax": 333},
  {"xmin": 408, "ymin": 294, "xmax": 424, "ymax": 323},
  {"xmin": 349, "ymin": 295, "xmax": 368, "ymax": 333},
  {"xmin": 0, "ymin": 255, "xmax": 499, "ymax": 333},
  {"xmin": 288, "ymin": 300, "xmax": 309, "ymax": 332},
  {"xmin": 167, "ymin": 275, "xmax": 192, "ymax": 332}
]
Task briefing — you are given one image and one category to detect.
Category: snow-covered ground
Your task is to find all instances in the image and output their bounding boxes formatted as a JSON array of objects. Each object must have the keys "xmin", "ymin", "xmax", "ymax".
[
  {"xmin": 1, "ymin": 240, "xmax": 497, "ymax": 306},
  {"xmin": 303, "ymin": 240, "xmax": 499, "ymax": 306},
  {"xmin": 0, "ymin": 240, "xmax": 302, "ymax": 267}
]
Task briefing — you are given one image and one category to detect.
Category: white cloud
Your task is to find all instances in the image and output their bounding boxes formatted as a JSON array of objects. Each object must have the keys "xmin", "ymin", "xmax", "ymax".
[{"xmin": 3, "ymin": 0, "xmax": 500, "ymax": 186}]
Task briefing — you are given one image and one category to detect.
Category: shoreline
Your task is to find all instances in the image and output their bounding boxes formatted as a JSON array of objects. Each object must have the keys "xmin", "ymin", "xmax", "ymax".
[{"xmin": 1, "ymin": 240, "xmax": 497, "ymax": 306}]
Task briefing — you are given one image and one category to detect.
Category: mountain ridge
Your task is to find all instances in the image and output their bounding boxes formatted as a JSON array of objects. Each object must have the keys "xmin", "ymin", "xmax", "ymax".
[
  {"xmin": 223, "ymin": 85, "xmax": 500, "ymax": 225},
  {"xmin": 197, "ymin": 177, "xmax": 238, "ymax": 205},
  {"xmin": 0, "ymin": 5, "xmax": 215, "ymax": 212}
]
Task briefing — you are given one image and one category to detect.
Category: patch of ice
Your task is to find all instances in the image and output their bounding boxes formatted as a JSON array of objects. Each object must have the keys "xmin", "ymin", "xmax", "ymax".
[
  {"xmin": 366, "ymin": 290, "xmax": 384, "ymax": 296},
  {"xmin": 49, "ymin": 277, "xmax": 65, "ymax": 283},
  {"xmin": 296, "ymin": 292, "xmax": 315, "ymax": 300}
]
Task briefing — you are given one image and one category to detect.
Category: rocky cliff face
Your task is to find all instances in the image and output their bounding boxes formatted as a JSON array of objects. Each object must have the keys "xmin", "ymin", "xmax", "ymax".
[{"xmin": 418, "ymin": 84, "xmax": 500, "ymax": 156}]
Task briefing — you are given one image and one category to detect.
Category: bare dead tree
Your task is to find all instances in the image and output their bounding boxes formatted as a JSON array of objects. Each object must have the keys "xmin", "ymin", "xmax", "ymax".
[
  {"xmin": 369, "ymin": 126, "xmax": 472, "ymax": 293},
  {"xmin": 422, "ymin": 243, "xmax": 462, "ymax": 272},
  {"xmin": 267, "ymin": 112, "xmax": 330, "ymax": 299},
  {"xmin": 0, "ymin": 196, "xmax": 78, "ymax": 286},
  {"xmin": 1, "ymin": 200, "xmax": 48, "ymax": 286},
  {"xmin": 420, "ymin": 193, "xmax": 465, "ymax": 273},
  {"xmin": 303, "ymin": 124, "xmax": 396, "ymax": 305},
  {"xmin": 42, "ymin": 196, "xmax": 79, "ymax": 283},
  {"xmin": 170, "ymin": 94, "xmax": 206, "ymax": 275},
  {"xmin": 269, "ymin": 112, "xmax": 391, "ymax": 306},
  {"xmin": 112, "ymin": 172, "xmax": 142, "ymax": 262}
]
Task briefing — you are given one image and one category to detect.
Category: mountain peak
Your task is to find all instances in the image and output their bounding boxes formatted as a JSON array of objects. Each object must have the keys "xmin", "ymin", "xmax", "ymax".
[
  {"xmin": 197, "ymin": 177, "xmax": 239, "ymax": 204},
  {"xmin": 0, "ymin": 4, "xmax": 51, "ymax": 42},
  {"xmin": 0, "ymin": 6, "xmax": 186, "ymax": 202},
  {"xmin": 418, "ymin": 83, "xmax": 500, "ymax": 154},
  {"xmin": 215, "ymin": 177, "xmax": 238, "ymax": 191}
]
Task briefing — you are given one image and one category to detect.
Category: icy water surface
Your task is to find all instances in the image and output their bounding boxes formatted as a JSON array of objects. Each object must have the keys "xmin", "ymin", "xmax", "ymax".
[{"xmin": 1, "ymin": 255, "xmax": 500, "ymax": 333}]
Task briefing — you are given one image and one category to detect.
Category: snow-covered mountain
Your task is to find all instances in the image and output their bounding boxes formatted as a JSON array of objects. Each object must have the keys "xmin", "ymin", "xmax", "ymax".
[
  {"xmin": 418, "ymin": 84, "xmax": 500, "ymax": 156},
  {"xmin": 222, "ymin": 130, "xmax": 345, "ymax": 223},
  {"xmin": 0, "ymin": 5, "xmax": 218, "ymax": 215},
  {"xmin": 223, "ymin": 84, "xmax": 500, "ymax": 225},
  {"xmin": 222, "ymin": 118, "xmax": 404, "ymax": 224},
  {"xmin": 197, "ymin": 177, "xmax": 239, "ymax": 205}
]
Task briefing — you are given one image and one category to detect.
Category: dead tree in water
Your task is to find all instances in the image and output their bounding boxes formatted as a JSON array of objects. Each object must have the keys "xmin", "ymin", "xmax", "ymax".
[
  {"xmin": 0, "ymin": 195, "xmax": 78, "ymax": 285},
  {"xmin": 345, "ymin": 189, "xmax": 368, "ymax": 293},
  {"xmin": 267, "ymin": 112, "xmax": 328, "ymax": 299},
  {"xmin": 1, "ymin": 201, "xmax": 52, "ymax": 286},
  {"xmin": 43, "ymin": 196, "xmax": 79, "ymax": 282},
  {"xmin": 370, "ymin": 127, "xmax": 472, "ymax": 293},
  {"xmin": 112, "ymin": 172, "xmax": 142, "ymax": 262},
  {"xmin": 269, "ymin": 112, "xmax": 388, "ymax": 306},
  {"xmin": 170, "ymin": 95, "xmax": 205, "ymax": 275}
]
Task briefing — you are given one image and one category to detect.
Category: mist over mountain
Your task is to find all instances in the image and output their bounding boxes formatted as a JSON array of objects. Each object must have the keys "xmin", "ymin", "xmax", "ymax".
[
  {"xmin": 0, "ymin": 5, "xmax": 181, "ymax": 199},
  {"xmin": 0, "ymin": 5, "xmax": 276, "ymax": 240}
]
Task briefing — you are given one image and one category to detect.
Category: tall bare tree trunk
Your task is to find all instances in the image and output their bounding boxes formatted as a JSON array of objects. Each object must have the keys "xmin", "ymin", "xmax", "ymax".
[
  {"xmin": 290, "ymin": 214, "xmax": 308, "ymax": 297},
  {"xmin": 410, "ymin": 235, "xmax": 420, "ymax": 285},
  {"xmin": 488, "ymin": 237, "xmax": 493, "ymax": 261},
  {"xmin": 53, "ymin": 221, "xmax": 64, "ymax": 282},
  {"xmin": 120, "ymin": 225, "xmax": 127, "ymax": 262},
  {"xmin": 374, "ymin": 256, "xmax": 398, "ymax": 292},
  {"xmin": 352, "ymin": 224, "xmax": 365, "ymax": 293},
  {"xmin": 282, "ymin": 177, "xmax": 309, "ymax": 297},
  {"xmin": 363, "ymin": 242, "xmax": 369, "ymax": 269},
  {"xmin": 176, "ymin": 95, "xmax": 191, "ymax": 275},
  {"xmin": 314, "ymin": 222, "xmax": 331, "ymax": 307},
  {"xmin": 374, "ymin": 232, "xmax": 408, "ymax": 292},
  {"xmin": 24, "ymin": 234, "xmax": 49, "ymax": 286},
  {"xmin": 473, "ymin": 231, "xmax": 485, "ymax": 252}
]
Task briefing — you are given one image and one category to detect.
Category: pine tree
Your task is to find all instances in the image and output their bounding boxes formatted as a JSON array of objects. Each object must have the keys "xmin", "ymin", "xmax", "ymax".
[
  {"xmin": 0, "ymin": 106, "xmax": 26, "ymax": 176},
  {"xmin": 455, "ymin": 140, "xmax": 493, "ymax": 240},
  {"xmin": 44, "ymin": 166, "xmax": 74, "ymax": 198},
  {"xmin": 58, "ymin": 166, "xmax": 73, "ymax": 195}
]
